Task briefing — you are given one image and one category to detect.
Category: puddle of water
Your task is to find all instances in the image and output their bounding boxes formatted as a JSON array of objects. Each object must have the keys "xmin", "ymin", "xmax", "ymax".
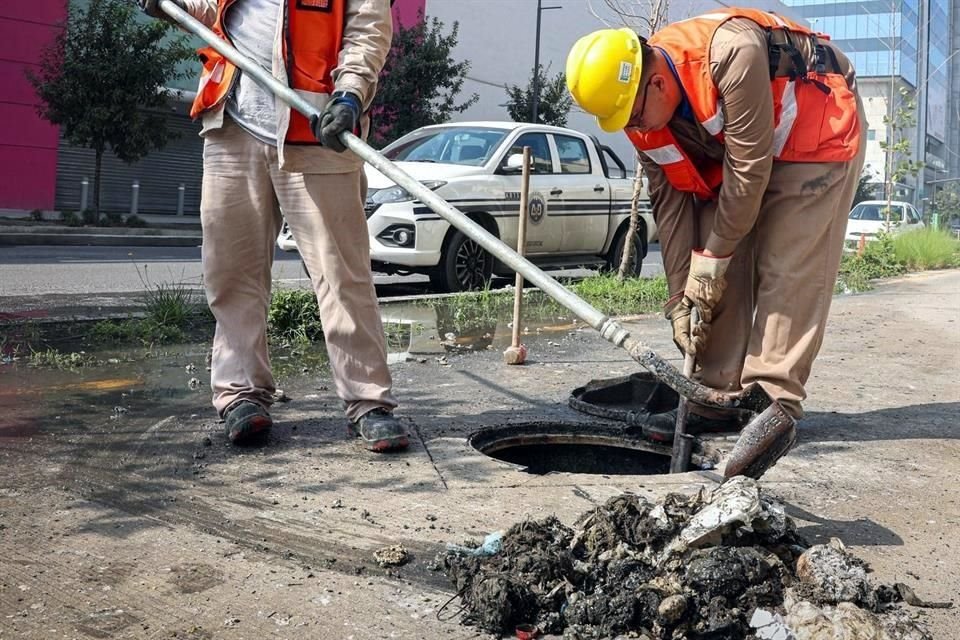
[
  {"xmin": 379, "ymin": 300, "xmax": 582, "ymax": 361},
  {"xmin": 0, "ymin": 298, "xmax": 578, "ymax": 438}
]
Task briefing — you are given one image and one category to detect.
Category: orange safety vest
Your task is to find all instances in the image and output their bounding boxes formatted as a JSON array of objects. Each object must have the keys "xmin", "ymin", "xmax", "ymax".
[
  {"xmin": 190, "ymin": 0, "xmax": 346, "ymax": 144},
  {"xmin": 628, "ymin": 8, "xmax": 861, "ymax": 200}
]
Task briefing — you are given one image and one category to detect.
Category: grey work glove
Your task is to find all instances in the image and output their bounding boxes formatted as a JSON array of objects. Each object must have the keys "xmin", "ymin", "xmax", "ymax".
[
  {"xmin": 138, "ymin": 0, "xmax": 185, "ymax": 20},
  {"xmin": 311, "ymin": 92, "xmax": 361, "ymax": 153}
]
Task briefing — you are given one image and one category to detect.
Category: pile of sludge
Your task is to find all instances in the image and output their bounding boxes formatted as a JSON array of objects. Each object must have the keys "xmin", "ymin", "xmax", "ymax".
[{"xmin": 442, "ymin": 477, "xmax": 943, "ymax": 639}]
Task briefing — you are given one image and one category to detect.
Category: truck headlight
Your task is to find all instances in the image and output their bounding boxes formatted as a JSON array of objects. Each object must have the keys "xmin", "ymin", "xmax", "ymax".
[{"xmin": 370, "ymin": 181, "xmax": 447, "ymax": 204}]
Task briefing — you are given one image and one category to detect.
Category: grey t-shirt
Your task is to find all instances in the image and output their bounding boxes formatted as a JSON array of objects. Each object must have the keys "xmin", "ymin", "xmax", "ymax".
[{"xmin": 223, "ymin": 0, "xmax": 282, "ymax": 145}]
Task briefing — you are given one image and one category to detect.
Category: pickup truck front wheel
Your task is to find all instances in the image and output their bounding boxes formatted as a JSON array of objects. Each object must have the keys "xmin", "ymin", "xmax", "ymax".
[{"xmin": 432, "ymin": 230, "xmax": 494, "ymax": 292}]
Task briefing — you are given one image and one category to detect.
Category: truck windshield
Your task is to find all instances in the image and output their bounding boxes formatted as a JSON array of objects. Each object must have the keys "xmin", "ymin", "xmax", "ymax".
[{"xmin": 383, "ymin": 127, "xmax": 509, "ymax": 166}]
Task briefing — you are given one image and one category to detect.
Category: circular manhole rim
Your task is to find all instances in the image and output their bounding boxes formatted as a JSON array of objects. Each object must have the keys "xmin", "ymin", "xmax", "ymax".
[{"xmin": 468, "ymin": 420, "xmax": 719, "ymax": 473}]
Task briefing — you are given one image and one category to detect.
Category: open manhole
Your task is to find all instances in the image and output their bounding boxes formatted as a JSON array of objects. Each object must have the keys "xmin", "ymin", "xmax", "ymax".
[{"xmin": 469, "ymin": 421, "xmax": 718, "ymax": 475}]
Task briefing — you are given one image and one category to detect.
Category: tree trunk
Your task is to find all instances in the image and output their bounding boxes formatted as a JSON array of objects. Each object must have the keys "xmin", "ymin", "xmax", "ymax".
[
  {"xmin": 617, "ymin": 156, "xmax": 644, "ymax": 280},
  {"xmin": 93, "ymin": 146, "xmax": 103, "ymax": 224}
]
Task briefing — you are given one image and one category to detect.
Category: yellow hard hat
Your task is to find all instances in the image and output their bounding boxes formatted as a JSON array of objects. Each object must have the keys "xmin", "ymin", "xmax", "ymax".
[{"xmin": 566, "ymin": 28, "xmax": 643, "ymax": 132}]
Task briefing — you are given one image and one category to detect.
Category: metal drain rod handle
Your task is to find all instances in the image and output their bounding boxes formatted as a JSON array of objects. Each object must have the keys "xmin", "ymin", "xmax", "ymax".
[
  {"xmin": 670, "ymin": 308, "xmax": 699, "ymax": 473},
  {"xmin": 158, "ymin": 0, "xmax": 739, "ymax": 410}
]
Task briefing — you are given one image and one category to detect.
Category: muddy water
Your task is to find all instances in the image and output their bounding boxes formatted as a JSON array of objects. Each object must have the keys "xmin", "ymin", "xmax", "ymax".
[{"xmin": 0, "ymin": 300, "xmax": 582, "ymax": 438}]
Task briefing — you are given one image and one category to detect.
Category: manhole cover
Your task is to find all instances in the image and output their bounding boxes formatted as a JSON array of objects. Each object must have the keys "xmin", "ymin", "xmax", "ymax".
[{"xmin": 469, "ymin": 421, "xmax": 717, "ymax": 475}]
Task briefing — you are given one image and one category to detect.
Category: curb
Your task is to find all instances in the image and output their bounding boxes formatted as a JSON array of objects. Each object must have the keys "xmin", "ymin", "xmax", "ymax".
[{"xmin": 0, "ymin": 234, "xmax": 202, "ymax": 247}]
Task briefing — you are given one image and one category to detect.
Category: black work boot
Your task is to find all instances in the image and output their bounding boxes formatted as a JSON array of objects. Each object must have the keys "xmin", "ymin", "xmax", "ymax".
[
  {"xmin": 350, "ymin": 408, "xmax": 409, "ymax": 452},
  {"xmin": 223, "ymin": 400, "xmax": 272, "ymax": 445},
  {"xmin": 642, "ymin": 408, "xmax": 743, "ymax": 444}
]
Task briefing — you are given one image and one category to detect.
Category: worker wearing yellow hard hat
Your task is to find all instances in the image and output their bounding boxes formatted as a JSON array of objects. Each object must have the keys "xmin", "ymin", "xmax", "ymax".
[
  {"xmin": 565, "ymin": 27, "xmax": 643, "ymax": 133},
  {"xmin": 565, "ymin": 9, "xmax": 866, "ymax": 476}
]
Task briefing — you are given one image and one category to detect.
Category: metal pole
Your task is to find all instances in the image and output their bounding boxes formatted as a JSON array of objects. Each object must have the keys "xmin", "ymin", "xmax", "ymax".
[
  {"xmin": 532, "ymin": 0, "xmax": 542, "ymax": 123},
  {"xmin": 131, "ymin": 180, "xmax": 140, "ymax": 216},
  {"xmin": 80, "ymin": 177, "xmax": 89, "ymax": 212},
  {"xmin": 177, "ymin": 183, "xmax": 186, "ymax": 216},
  {"xmin": 157, "ymin": 0, "xmax": 752, "ymax": 413}
]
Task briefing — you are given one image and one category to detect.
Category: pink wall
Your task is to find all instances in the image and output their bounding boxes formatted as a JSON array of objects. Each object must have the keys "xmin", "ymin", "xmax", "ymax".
[
  {"xmin": 0, "ymin": 1, "xmax": 66, "ymax": 212},
  {"xmin": 392, "ymin": 0, "xmax": 426, "ymax": 28}
]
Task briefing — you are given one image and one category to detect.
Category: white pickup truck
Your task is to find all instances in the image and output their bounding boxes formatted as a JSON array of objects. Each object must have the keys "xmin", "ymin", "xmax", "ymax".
[{"xmin": 280, "ymin": 121, "xmax": 656, "ymax": 292}]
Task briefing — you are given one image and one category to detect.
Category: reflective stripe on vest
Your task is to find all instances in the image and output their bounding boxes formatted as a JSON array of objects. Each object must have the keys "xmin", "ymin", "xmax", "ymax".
[
  {"xmin": 644, "ymin": 144, "xmax": 684, "ymax": 165},
  {"xmin": 628, "ymin": 8, "xmax": 860, "ymax": 199},
  {"xmin": 772, "ymin": 80, "xmax": 798, "ymax": 156}
]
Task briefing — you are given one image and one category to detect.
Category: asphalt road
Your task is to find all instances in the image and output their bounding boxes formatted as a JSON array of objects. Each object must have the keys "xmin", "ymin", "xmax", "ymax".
[{"xmin": 0, "ymin": 244, "xmax": 664, "ymax": 299}]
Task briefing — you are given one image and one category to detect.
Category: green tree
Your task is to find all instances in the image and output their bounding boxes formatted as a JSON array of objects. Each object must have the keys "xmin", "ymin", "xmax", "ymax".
[
  {"xmin": 370, "ymin": 15, "xmax": 477, "ymax": 147},
  {"xmin": 930, "ymin": 183, "xmax": 960, "ymax": 228},
  {"xmin": 853, "ymin": 172, "xmax": 879, "ymax": 206},
  {"xmin": 28, "ymin": 0, "xmax": 192, "ymax": 220},
  {"xmin": 880, "ymin": 86, "xmax": 924, "ymax": 221},
  {"xmin": 504, "ymin": 66, "xmax": 573, "ymax": 126}
]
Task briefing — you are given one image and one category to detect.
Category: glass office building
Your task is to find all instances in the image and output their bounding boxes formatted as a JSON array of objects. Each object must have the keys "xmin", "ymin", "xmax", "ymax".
[
  {"xmin": 786, "ymin": 0, "xmax": 920, "ymax": 85},
  {"xmin": 782, "ymin": 0, "xmax": 956, "ymax": 204}
]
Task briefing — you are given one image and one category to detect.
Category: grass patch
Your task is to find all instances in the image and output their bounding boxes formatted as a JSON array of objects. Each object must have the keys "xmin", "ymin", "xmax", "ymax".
[
  {"xmin": 891, "ymin": 228, "xmax": 960, "ymax": 270},
  {"xmin": 837, "ymin": 230, "xmax": 960, "ymax": 293},
  {"xmin": 568, "ymin": 273, "xmax": 669, "ymax": 316},
  {"xmin": 268, "ymin": 289, "xmax": 322, "ymax": 342},
  {"xmin": 28, "ymin": 347, "xmax": 98, "ymax": 369},
  {"xmin": 424, "ymin": 274, "xmax": 670, "ymax": 335},
  {"xmin": 89, "ymin": 318, "xmax": 187, "ymax": 345}
]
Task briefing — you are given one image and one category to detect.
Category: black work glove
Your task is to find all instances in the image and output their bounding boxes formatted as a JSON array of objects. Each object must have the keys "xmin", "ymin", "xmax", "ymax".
[
  {"xmin": 138, "ymin": 0, "xmax": 184, "ymax": 21},
  {"xmin": 311, "ymin": 92, "xmax": 361, "ymax": 153}
]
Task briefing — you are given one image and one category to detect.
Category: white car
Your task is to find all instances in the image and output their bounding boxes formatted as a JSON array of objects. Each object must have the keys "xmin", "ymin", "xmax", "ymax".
[
  {"xmin": 845, "ymin": 200, "xmax": 924, "ymax": 243},
  {"xmin": 279, "ymin": 121, "xmax": 657, "ymax": 292}
]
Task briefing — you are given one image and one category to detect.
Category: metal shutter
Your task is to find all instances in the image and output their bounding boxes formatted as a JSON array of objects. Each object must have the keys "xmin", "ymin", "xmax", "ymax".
[{"xmin": 55, "ymin": 103, "xmax": 203, "ymax": 217}]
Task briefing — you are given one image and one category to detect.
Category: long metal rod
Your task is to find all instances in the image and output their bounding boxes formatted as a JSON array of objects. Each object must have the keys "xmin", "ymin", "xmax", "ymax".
[{"xmin": 159, "ymin": 0, "xmax": 746, "ymax": 410}]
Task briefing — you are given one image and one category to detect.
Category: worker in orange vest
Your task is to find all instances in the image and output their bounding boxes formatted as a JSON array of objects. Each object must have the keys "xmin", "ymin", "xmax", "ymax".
[
  {"xmin": 567, "ymin": 8, "xmax": 866, "ymax": 448},
  {"xmin": 140, "ymin": 0, "xmax": 407, "ymax": 452}
]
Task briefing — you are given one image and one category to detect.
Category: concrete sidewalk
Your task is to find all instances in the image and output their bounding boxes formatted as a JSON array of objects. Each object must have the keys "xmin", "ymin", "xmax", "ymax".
[{"xmin": 0, "ymin": 271, "xmax": 957, "ymax": 639}]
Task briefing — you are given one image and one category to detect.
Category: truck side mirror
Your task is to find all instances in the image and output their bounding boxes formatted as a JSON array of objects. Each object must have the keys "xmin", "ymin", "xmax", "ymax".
[{"xmin": 503, "ymin": 153, "xmax": 526, "ymax": 173}]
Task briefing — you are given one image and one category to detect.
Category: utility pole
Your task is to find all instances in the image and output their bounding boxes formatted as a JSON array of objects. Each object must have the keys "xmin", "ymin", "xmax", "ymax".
[{"xmin": 531, "ymin": 0, "xmax": 561, "ymax": 123}]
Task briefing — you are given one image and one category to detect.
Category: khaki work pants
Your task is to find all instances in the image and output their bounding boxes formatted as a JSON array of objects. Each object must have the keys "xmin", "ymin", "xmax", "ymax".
[
  {"xmin": 690, "ymin": 132, "xmax": 866, "ymax": 419},
  {"xmin": 200, "ymin": 119, "xmax": 397, "ymax": 421}
]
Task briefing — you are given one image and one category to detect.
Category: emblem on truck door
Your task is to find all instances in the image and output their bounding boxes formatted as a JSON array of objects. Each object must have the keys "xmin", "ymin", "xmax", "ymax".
[{"xmin": 528, "ymin": 194, "xmax": 546, "ymax": 225}]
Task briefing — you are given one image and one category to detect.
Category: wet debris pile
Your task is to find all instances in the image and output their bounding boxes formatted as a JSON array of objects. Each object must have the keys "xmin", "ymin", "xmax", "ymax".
[{"xmin": 442, "ymin": 478, "xmax": 943, "ymax": 639}]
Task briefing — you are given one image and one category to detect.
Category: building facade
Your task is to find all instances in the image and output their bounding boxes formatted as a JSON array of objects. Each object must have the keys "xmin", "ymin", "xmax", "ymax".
[
  {"xmin": 0, "ymin": 1, "xmax": 67, "ymax": 213},
  {"xmin": 783, "ymin": 0, "xmax": 958, "ymax": 209}
]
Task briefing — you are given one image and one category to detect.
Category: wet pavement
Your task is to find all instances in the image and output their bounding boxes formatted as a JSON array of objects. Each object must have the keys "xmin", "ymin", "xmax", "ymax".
[{"xmin": 0, "ymin": 271, "xmax": 957, "ymax": 639}]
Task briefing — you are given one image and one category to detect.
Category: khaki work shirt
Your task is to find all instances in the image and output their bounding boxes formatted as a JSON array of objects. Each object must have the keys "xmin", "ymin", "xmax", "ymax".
[
  {"xmin": 640, "ymin": 18, "xmax": 858, "ymax": 292},
  {"xmin": 178, "ymin": 0, "xmax": 391, "ymax": 174}
]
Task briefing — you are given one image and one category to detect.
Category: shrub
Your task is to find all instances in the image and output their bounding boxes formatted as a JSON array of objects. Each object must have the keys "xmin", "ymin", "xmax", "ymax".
[
  {"xmin": 29, "ymin": 209, "xmax": 43, "ymax": 222},
  {"xmin": 81, "ymin": 208, "xmax": 97, "ymax": 225},
  {"xmin": 60, "ymin": 210, "xmax": 82, "ymax": 227},
  {"xmin": 837, "ymin": 233, "xmax": 906, "ymax": 292},
  {"xmin": 102, "ymin": 211, "xmax": 124, "ymax": 227},
  {"xmin": 125, "ymin": 214, "xmax": 147, "ymax": 227}
]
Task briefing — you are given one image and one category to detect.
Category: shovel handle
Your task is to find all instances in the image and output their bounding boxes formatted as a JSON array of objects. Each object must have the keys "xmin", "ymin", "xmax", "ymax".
[
  {"xmin": 158, "ymin": 0, "xmax": 765, "ymax": 415},
  {"xmin": 511, "ymin": 147, "xmax": 531, "ymax": 349}
]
